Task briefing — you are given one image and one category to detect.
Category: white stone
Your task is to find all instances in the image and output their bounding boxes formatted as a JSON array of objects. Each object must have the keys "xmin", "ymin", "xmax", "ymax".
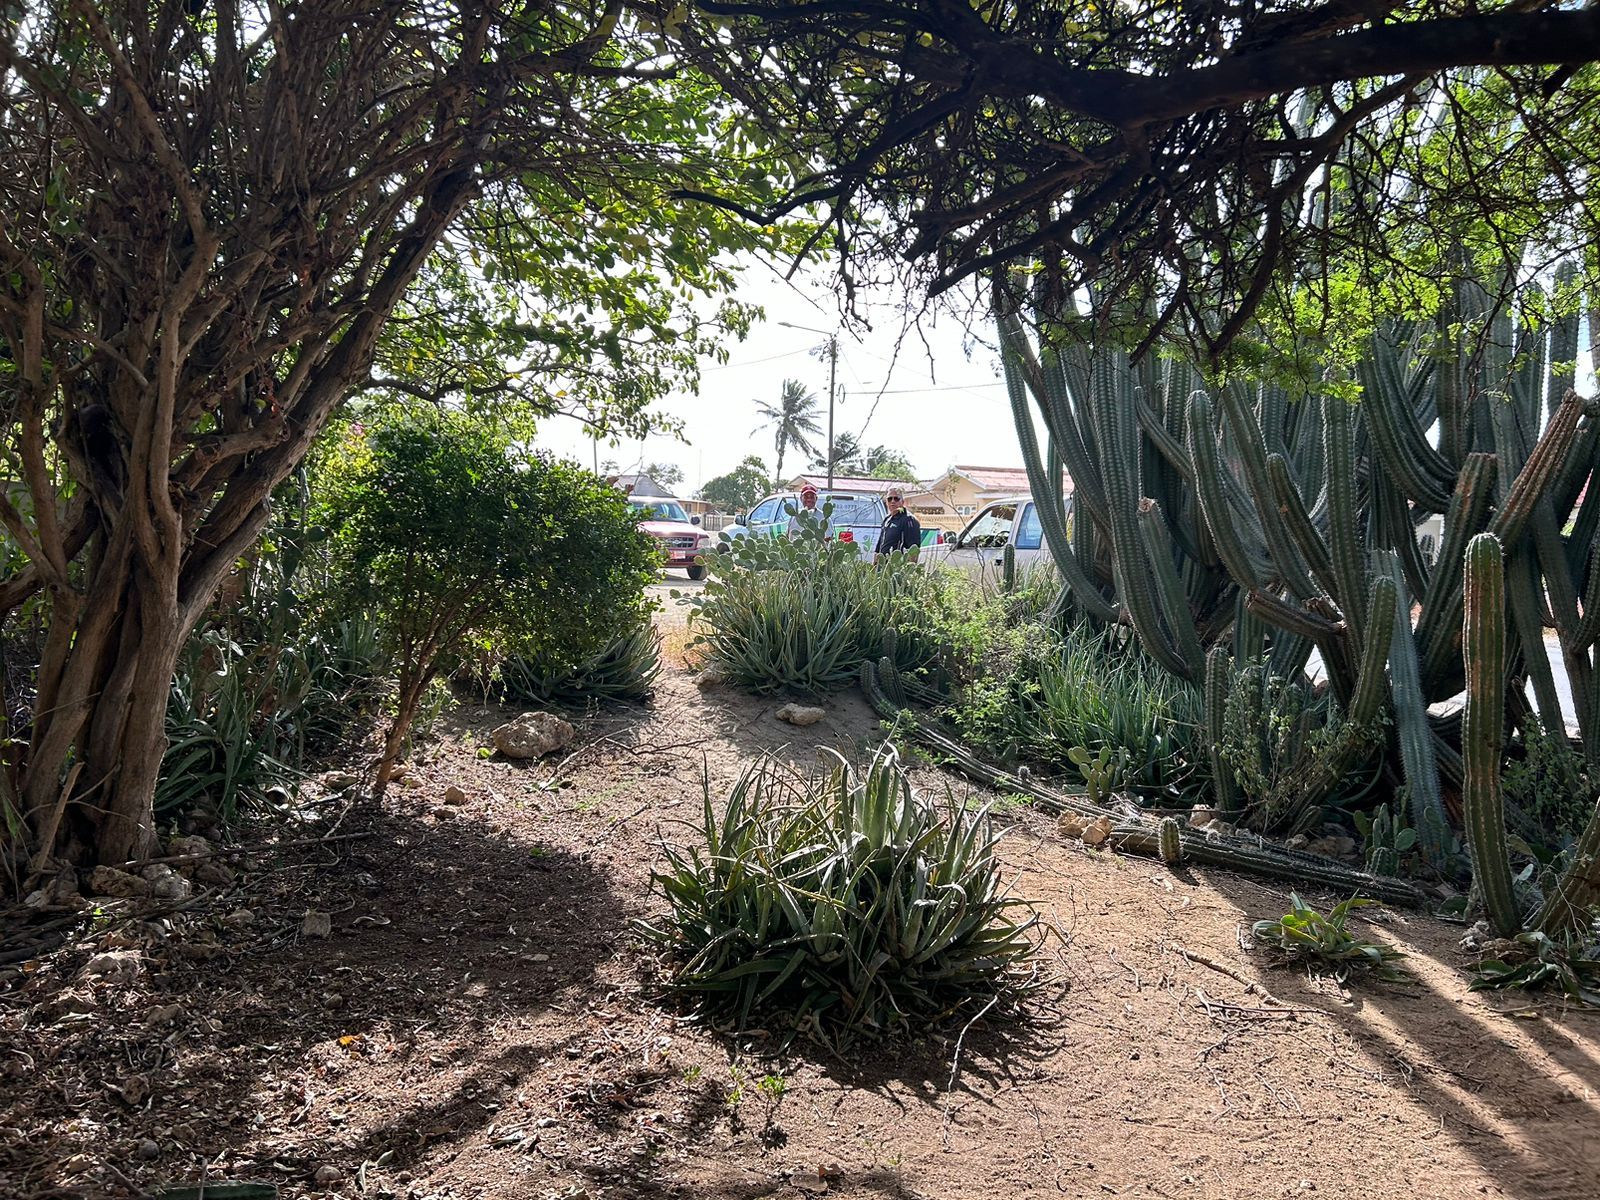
[
  {"xmin": 491, "ymin": 712, "xmax": 575, "ymax": 759},
  {"xmin": 775, "ymin": 703, "xmax": 826, "ymax": 727}
]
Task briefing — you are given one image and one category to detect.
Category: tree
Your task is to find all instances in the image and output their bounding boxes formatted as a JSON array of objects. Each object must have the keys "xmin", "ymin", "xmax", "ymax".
[
  {"xmin": 678, "ymin": 2, "xmax": 1600, "ymax": 359},
  {"xmin": 642, "ymin": 462, "xmax": 686, "ymax": 491},
  {"xmin": 699, "ymin": 455, "xmax": 771, "ymax": 511},
  {"xmin": 810, "ymin": 435, "xmax": 917, "ymax": 481},
  {"xmin": 319, "ymin": 414, "xmax": 657, "ymax": 793},
  {"xmin": 752, "ymin": 379, "xmax": 822, "ymax": 484},
  {"xmin": 0, "ymin": 3, "xmax": 785, "ymax": 865},
  {"xmin": 863, "ymin": 448, "xmax": 919, "ymax": 482}
]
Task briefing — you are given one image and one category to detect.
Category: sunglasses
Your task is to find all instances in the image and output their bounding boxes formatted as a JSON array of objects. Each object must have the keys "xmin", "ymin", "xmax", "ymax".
[{"xmin": 887, "ymin": 495, "xmax": 902, "ymax": 501}]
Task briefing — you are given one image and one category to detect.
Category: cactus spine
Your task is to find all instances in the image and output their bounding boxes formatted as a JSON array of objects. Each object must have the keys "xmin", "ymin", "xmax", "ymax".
[{"xmin": 1462, "ymin": 533, "xmax": 1520, "ymax": 937}]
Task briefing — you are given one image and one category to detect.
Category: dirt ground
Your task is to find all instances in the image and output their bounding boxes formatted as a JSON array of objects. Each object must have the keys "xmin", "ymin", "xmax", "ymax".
[{"xmin": 4, "ymin": 585, "xmax": 1599, "ymax": 1200}]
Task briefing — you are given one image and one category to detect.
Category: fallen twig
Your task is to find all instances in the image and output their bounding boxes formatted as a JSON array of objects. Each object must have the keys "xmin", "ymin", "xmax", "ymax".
[
  {"xmin": 1169, "ymin": 942, "xmax": 1290, "ymax": 1008},
  {"xmin": 121, "ymin": 829, "xmax": 376, "ymax": 871}
]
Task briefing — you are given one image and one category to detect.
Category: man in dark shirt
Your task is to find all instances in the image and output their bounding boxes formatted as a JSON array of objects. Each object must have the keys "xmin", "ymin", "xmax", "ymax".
[{"xmin": 874, "ymin": 489, "xmax": 921, "ymax": 562}]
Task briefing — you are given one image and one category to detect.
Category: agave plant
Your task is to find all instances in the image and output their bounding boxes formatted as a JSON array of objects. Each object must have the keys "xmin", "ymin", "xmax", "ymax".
[
  {"xmin": 499, "ymin": 621, "xmax": 662, "ymax": 705},
  {"xmin": 640, "ymin": 746, "xmax": 1043, "ymax": 1047},
  {"xmin": 686, "ymin": 532, "xmax": 937, "ymax": 695}
]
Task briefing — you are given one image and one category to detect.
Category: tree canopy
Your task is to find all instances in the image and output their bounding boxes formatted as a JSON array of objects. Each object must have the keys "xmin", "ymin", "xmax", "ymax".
[
  {"xmin": 699, "ymin": 455, "xmax": 772, "ymax": 510},
  {"xmin": 679, "ymin": 1, "xmax": 1600, "ymax": 358},
  {"xmin": 0, "ymin": 1, "xmax": 790, "ymax": 863}
]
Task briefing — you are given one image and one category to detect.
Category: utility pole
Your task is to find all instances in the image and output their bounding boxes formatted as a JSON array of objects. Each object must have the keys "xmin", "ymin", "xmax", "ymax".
[
  {"xmin": 778, "ymin": 320, "xmax": 839, "ymax": 487},
  {"xmin": 824, "ymin": 335, "xmax": 837, "ymax": 488}
]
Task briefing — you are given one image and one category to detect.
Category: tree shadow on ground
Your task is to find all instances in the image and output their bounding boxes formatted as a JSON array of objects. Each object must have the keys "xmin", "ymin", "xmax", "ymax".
[
  {"xmin": 1, "ymin": 802, "xmax": 625, "ymax": 1198},
  {"xmin": 1198, "ymin": 869, "xmax": 1600, "ymax": 1200}
]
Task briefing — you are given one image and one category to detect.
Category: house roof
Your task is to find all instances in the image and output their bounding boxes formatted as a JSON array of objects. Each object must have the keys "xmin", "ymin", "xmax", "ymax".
[
  {"xmin": 928, "ymin": 464, "xmax": 1072, "ymax": 495},
  {"xmin": 784, "ymin": 473, "xmax": 904, "ymax": 493},
  {"xmin": 609, "ymin": 472, "xmax": 668, "ymax": 496}
]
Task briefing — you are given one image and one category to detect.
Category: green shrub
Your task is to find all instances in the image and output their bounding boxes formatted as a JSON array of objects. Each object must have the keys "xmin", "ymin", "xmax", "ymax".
[
  {"xmin": 1470, "ymin": 930, "xmax": 1600, "ymax": 1004},
  {"xmin": 1504, "ymin": 722, "xmax": 1595, "ymax": 847},
  {"xmin": 157, "ymin": 489, "xmax": 387, "ymax": 822},
  {"xmin": 500, "ymin": 622, "xmax": 662, "ymax": 705},
  {"xmin": 316, "ymin": 412, "xmax": 658, "ymax": 787},
  {"xmin": 1219, "ymin": 658, "xmax": 1383, "ymax": 832},
  {"xmin": 945, "ymin": 621, "xmax": 1207, "ymax": 803},
  {"xmin": 687, "ymin": 522, "xmax": 938, "ymax": 694},
  {"xmin": 641, "ymin": 746, "xmax": 1043, "ymax": 1047}
]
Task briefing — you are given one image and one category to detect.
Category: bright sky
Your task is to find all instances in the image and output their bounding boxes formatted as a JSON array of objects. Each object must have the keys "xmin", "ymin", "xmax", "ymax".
[{"xmin": 532, "ymin": 258, "xmax": 1041, "ymax": 493}]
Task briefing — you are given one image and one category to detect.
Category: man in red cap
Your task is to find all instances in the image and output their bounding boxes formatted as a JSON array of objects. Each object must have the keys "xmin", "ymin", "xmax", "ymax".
[{"xmin": 786, "ymin": 482, "xmax": 832, "ymax": 541}]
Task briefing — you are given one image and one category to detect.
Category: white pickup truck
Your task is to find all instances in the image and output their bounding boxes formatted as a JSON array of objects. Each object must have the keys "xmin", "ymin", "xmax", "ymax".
[
  {"xmin": 923, "ymin": 495, "xmax": 1059, "ymax": 575},
  {"xmin": 719, "ymin": 489, "xmax": 888, "ymax": 557}
]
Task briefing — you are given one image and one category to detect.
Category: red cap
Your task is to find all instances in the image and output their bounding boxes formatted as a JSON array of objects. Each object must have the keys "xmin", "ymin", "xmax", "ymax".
[{"xmin": 800, "ymin": 484, "xmax": 818, "ymax": 497}]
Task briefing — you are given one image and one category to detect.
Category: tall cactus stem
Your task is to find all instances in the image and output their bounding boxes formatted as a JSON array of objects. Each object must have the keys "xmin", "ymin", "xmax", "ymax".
[
  {"xmin": 1462, "ymin": 533, "xmax": 1520, "ymax": 937},
  {"xmin": 1376, "ymin": 552, "xmax": 1449, "ymax": 869},
  {"xmin": 1205, "ymin": 646, "xmax": 1240, "ymax": 814}
]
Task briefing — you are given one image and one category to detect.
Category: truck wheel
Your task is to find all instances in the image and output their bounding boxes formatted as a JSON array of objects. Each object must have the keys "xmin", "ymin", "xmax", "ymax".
[{"xmin": 687, "ymin": 564, "xmax": 707, "ymax": 580}]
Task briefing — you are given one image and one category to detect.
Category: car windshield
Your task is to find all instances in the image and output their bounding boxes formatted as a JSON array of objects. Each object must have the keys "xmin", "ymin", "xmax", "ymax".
[{"xmin": 631, "ymin": 500, "xmax": 689, "ymax": 523}]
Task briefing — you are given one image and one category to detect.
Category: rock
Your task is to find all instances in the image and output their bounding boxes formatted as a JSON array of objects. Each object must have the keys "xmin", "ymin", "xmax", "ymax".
[
  {"xmin": 432, "ymin": 806, "xmax": 458, "ymax": 820},
  {"xmin": 1056, "ymin": 813, "xmax": 1085, "ymax": 838},
  {"xmin": 148, "ymin": 1003, "xmax": 186, "ymax": 1027},
  {"xmin": 444, "ymin": 785, "xmax": 469, "ymax": 806},
  {"xmin": 775, "ymin": 703, "xmax": 826, "ymax": 727},
  {"xmin": 300, "ymin": 910, "xmax": 333, "ymax": 939},
  {"xmin": 320, "ymin": 992, "xmax": 345, "ymax": 1010},
  {"xmin": 137, "ymin": 1138, "xmax": 160, "ymax": 1161},
  {"xmin": 323, "ymin": 771, "xmax": 360, "ymax": 791},
  {"xmin": 194, "ymin": 860, "xmax": 236, "ymax": 886},
  {"xmin": 491, "ymin": 712, "xmax": 575, "ymax": 759},
  {"xmin": 1080, "ymin": 815, "xmax": 1113, "ymax": 847},
  {"xmin": 313, "ymin": 1164, "xmax": 344, "ymax": 1186},
  {"xmin": 222, "ymin": 908, "xmax": 257, "ymax": 929},
  {"xmin": 141, "ymin": 864, "xmax": 193, "ymax": 901},
  {"xmin": 82, "ymin": 950, "xmax": 143, "ymax": 984},
  {"xmin": 1187, "ymin": 806, "xmax": 1220, "ymax": 828},
  {"xmin": 88, "ymin": 866, "xmax": 151, "ymax": 899},
  {"xmin": 401, "ymin": 774, "xmax": 424, "ymax": 790},
  {"xmin": 116, "ymin": 1073, "xmax": 151, "ymax": 1106}
]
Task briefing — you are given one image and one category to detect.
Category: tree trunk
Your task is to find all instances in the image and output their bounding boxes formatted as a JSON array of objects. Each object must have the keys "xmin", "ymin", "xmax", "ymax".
[
  {"xmin": 20, "ymin": 506, "xmax": 250, "ymax": 866},
  {"xmin": 374, "ymin": 668, "xmax": 432, "ymax": 798}
]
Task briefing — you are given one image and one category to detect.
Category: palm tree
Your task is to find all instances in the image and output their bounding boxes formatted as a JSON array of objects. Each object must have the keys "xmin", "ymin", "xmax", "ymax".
[{"xmin": 752, "ymin": 378, "xmax": 822, "ymax": 485}]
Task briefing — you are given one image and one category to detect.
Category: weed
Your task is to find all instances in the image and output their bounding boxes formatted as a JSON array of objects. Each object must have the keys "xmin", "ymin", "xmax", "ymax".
[
  {"xmin": 1250, "ymin": 894, "xmax": 1410, "ymax": 983},
  {"xmin": 1469, "ymin": 930, "xmax": 1600, "ymax": 1004}
]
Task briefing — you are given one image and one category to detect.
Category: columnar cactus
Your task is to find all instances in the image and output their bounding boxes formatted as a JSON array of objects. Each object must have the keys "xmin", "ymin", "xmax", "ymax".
[
  {"xmin": 1462, "ymin": 534, "xmax": 1520, "ymax": 937},
  {"xmin": 1157, "ymin": 816, "xmax": 1183, "ymax": 865},
  {"xmin": 992, "ymin": 268, "xmax": 1598, "ymax": 878}
]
